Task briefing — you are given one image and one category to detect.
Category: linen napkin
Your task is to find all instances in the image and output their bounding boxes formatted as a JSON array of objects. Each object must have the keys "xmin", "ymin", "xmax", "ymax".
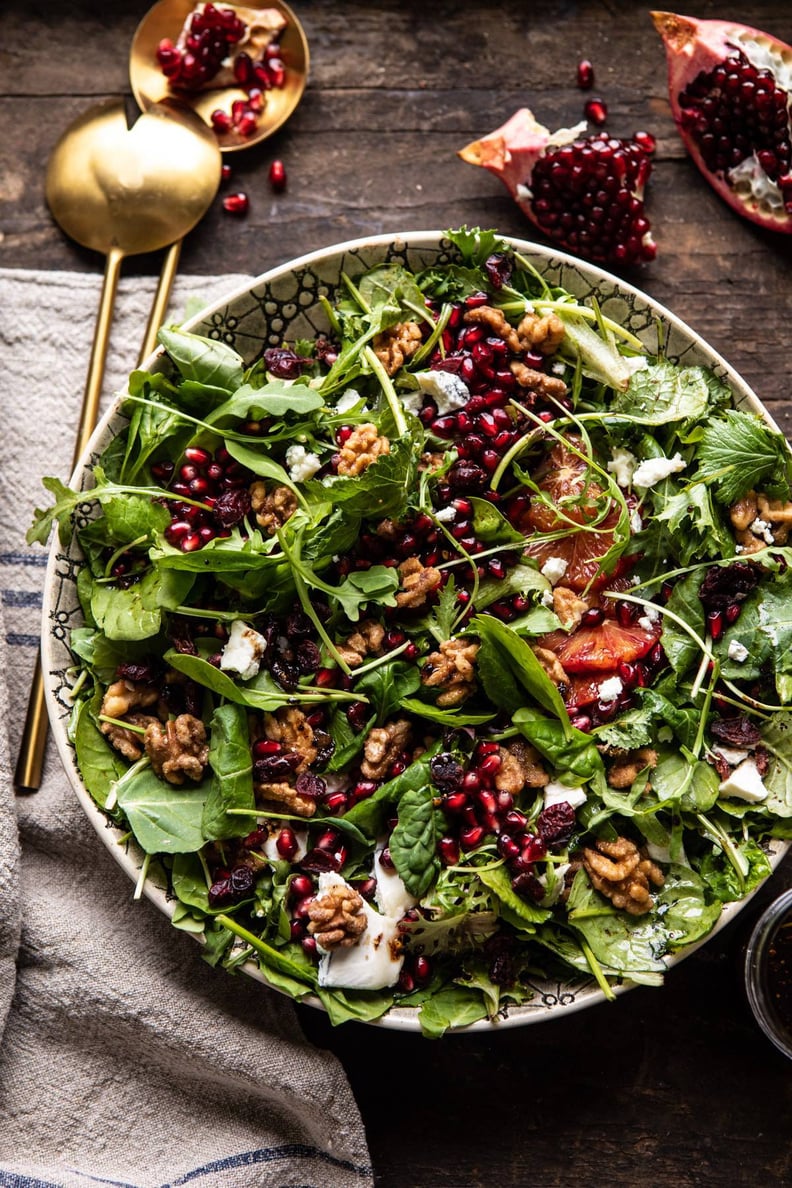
[{"xmin": 0, "ymin": 268, "xmax": 373, "ymax": 1188}]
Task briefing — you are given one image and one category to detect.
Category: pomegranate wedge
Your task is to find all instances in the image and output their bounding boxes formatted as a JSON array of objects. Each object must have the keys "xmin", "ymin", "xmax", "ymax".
[
  {"xmin": 653, "ymin": 10, "xmax": 792, "ymax": 231},
  {"xmin": 459, "ymin": 108, "xmax": 657, "ymax": 265}
]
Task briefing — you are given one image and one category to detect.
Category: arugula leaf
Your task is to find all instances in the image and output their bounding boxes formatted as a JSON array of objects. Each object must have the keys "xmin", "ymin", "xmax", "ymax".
[
  {"xmin": 91, "ymin": 568, "xmax": 194, "ymax": 641},
  {"xmin": 475, "ymin": 562, "xmax": 548, "ymax": 611},
  {"xmin": 305, "ymin": 432, "xmax": 418, "ymax": 521},
  {"xmin": 760, "ymin": 714, "xmax": 792, "ymax": 817},
  {"xmin": 444, "ymin": 226, "xmax": 507, "ymax": 268},
  {"xmin": 611, "ymin": 359, "xmax": 713, "ymax": 424},
  {"xmin": 201, "ymin": 703, "xmax": 255, "ymax": 839},
  {"xmin": 695, "ymin": 836, "xmax": 771, "ymax": 903},
  {"xmin": 696, "ymin": 409, "xmax": 791, "ymax": 504},
  {"xmin": 355, "ymin": 659, "xmax": 421, "ymax": 723},
  {"xmin": 205, "ymin": 381, "xmax": 324, "ymax": 424},
  {"xmin": 329, "ymin": 566, "xmax": 399, "ymax": 622},
  {"xmin": 651, "ymin": 482, "xmax": 733, "ymax": 566},
  {"xmin": 389, "ymin": 784, "xmax": 440, "ymax": 897},
  {"xmin": 469, "ymin": 497, "xmax": 526, "ymax": 546}
]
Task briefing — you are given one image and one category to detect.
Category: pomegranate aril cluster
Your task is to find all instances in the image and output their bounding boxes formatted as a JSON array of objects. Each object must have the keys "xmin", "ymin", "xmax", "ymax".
[
  {"xmin": 155, "ymin": 444, "xmax": 255, "ymax": 552},
  {"xmin": 678, "ymin": 50, "xmax": 792, "ymax": 192},
  {"xmin": 530, "ymin": 134, "xmax": 656, "ymax": 264},
  {"xmin": 157, "ymin": 4, "xmax": 246, "ymax": 89}
]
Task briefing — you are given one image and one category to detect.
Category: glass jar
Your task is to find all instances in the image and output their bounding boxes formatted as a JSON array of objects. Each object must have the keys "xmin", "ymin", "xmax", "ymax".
[{"xmin": 744, "ymin": 887, "xmax": 792, "ymax": 1060}]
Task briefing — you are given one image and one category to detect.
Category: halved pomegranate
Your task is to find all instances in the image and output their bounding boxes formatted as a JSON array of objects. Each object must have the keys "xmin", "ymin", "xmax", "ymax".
[
  {"xmin": 157, "ymin": 2, "xmax": 286, "ymax": 92},
  {"xmin": 458, "ymin": 108, "xmax": 657, "ymax": 265},
  {"xmin": 653, "ymin": 11, "xmax": 792, "ymax": 230}
]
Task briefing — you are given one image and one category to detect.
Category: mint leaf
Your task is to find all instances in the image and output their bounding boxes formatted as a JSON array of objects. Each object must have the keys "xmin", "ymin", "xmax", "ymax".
[
  {"xmin": 696, "ymin": 409, "xmax": 791, "ymax": 504},
  {"xmin": 389, "ymin": 784, "xmax": 440, "ymax": 897}
]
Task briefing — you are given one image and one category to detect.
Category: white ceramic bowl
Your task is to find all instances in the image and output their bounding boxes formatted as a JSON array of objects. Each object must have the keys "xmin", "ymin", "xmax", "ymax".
[{"xmin": 41, "ymin": 231, "xmax": 789, "ymax": 1031}]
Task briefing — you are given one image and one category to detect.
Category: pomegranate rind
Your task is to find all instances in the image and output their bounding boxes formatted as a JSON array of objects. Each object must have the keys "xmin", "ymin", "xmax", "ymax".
[{"xmin": 652, "ymin": 10, "xmax": 792, "ymax": 232}]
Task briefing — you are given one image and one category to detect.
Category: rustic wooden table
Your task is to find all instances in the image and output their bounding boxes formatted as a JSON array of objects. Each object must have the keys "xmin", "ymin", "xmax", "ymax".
[{"xmin": 2, "ymin": 1, "xmax": 792, "ymax": 1184}]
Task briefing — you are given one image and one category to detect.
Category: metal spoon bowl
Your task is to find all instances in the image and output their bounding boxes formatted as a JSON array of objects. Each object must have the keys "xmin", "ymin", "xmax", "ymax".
[{"xmin": 129, "ymin": 0, "xmax": 309, "ymax": 153}]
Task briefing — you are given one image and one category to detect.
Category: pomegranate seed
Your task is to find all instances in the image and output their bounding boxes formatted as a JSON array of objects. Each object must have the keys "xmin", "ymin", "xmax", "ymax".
[
  {"xmin": 585, "ymin": 97, "xmax": 607, "ymax": 124},
  {"xmin": 570, "ymin": 713, "xmax": 592, "ymax": 732},
  {"xmin": 233, "ymin": 50, "xmax": 253, "ymax": 85},
  {"xmin": 315, "ymin": 667, "xmax": 337, "ymax": 688},
  {"xmin": 462, "ymin": 771, "xmax": 481, "ymax": 793},
  {"xmin": 476, "ymin": 741, "xmax": 499, "ymax": 757},
  {"xmin": 577, "ymin": 58, "xmax": 594, "ymax": 89},
  {"xmin": 181, "ymin": 532, "xmax": 202, "ymax": 552},
  {"xmin": 324, "ymin": 790, "xmax": 349, "ymax": 815},
  {"xmin": 414, "ymin": 955, "xmax": 432, "ymax": 985},
  {"xmin": 634, "ymin": 129, "xmax": 656, "ymax": 154},
  {"xmin": 581, "ymin": 607, "xmax": 605, "ymax": 627},
  {"xmin": 460, "ymin": 825, "xmax": 485, "ymax": 850},
  {"xmin": 211, "ymin": 109, "xmax": 232, "ymax": 133},
  {"xmin": 444, "ymin": 791, "xmax": 469, "ymax": 814},
  {"xmin": 478, "ymin": 753, "xmax": 502, "ymax": 777},
  {"xmin": 504, "ymin": 810, "xmax": 527, "ymax": 832},
  {"xmin": 276, "ymin": 828, "xmax": 298, "ymax": 860},
  {"xmin": 253, "ymin": 738, "xmax": 282, "ymax": 757},
  {"xmin": 707, "ymin": 609, "xmax": 725, "ymax": 642},
  {"xmin": 354, "ymin": 877, "xmax": 377, "ymax": 901},
  {"xmin": 301, "ymin": 936, "xmax": 318, "ymax": 957},
  {"xmin": 379, "ymin": 847, "xmax": 396, "ymax": 871},
  {"xmin": 497, "ymin": 834, "xmax": 521, "ymax": 861},
  {"xmin": 293, "ymin": 896, "xmax": 313, "ymax": 919},
  {"xmin": 397, "ymin": 969, "xmax": 415, "ymax": 994},
  {"xmin": 725, "ymin": 603, "xmax": 742, "ymax": 624},
  {"xmin": 223, "ymin": 191, "xmax": 249, "ymax": 215},
  {"xmin": 438, "ymin": 836, "xmax": 460, "ymax": 865},
  {"xmin": 290, "ymin": 919, "xmax": 307, "ymax": 941},
  {"xmin": 269, "ymin": 159, "xmax": 287, "ymax": 191},
  {"xmin": 316, "ymin": 828, "xmax": 340, "ymax": 852},
  {"xmin": 237, "ymin": 112, "xmax": 258, "ymax": 137}
]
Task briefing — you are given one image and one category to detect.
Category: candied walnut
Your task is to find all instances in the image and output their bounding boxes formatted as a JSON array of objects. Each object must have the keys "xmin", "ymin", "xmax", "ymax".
[
  {"xmin": 307, "ymin": 883, "xmax": 367, "ymax": 949},
  {"xmin": 757, "ymin": 493, "xmax": 792, "ymax": 524},
  {"xmin": 734, "ymin": 530, "xmax": 767, "ymax": 555},
  {"xmin": 395, "ymin": 556, "xmax": 442, "ymax": 609},
  {"xmin": 375, "ymin": 518, "xmax": 399, "ymax": 540},
  {"xmin": 607, "ymin": 747, "xmax": 658, "ymax": 790},
  {"xmin": 419, "ymin": 451, "xmax": 446, "ymax": 473},
  {"xmin": 250, "ymin": 482, "xmax": 297, "ymax": 534},
  {"xmin": 101, "ymin": 678, "xmax": 160, "ymax": 721},
  {"xmin": 729, "ymin": 491, "xmax": 759, "ymax": 532},
  {"xmin": 336, "ymin": 619, "xmax": 386, "ymax": 668},
  {"xmin": 582, "ymin": 836, "xmax": 664, "ymax": 916},
  {"xmin": 531, "ymin": 646, "xmax": 570, "ymax": 688},
  {"xmin": 255, "ymin": 780, "xmax": 317, "ymax": 818},
  {"xmin": 372, "ymin": 321, "xmax": 422, "ymax": 375},
  {"xmin": 517, "ymin": 311, "xmax": 565, "ymax": 355},
  {"xmin": 337, "ymin": 423, "xmax": 391, "ymax": 477},
  {"xmin": 144, "ymin": 714, "xmax": 209, "ymax": 785},
  {"xmin": 422, "ymin": 638, "xmax": 480, "ymax": 707},
  {"xmin": 101, "ymin": 712, "xmax": 160, "ymax": 762},
  {"xmin": 361, "ymin": 718, "xmax": 413, "ymax": 780},
  {"xmin": 264, "ymin": 707, "xmax": 316, "ymax": 772},
  {"xmin": 463, "ymin": 305, "xmax": 522, "ymax": 353},
  {"xmin": 510, "ymin": 361, "xmax": 568, "ymax": 400},
  {"xmin": 553, "ymin": 586, "xmax": 589, "ymax": 631},
  {"xmin": 497, "ymin": 738, "xmax": 549, "ymax": 791}
]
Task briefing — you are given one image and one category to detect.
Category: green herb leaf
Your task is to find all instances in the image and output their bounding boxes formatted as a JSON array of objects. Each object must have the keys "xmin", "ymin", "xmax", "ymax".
[
  {"xmin": 115, "ymin": 766, "xmax": 210, "ymax": 854},
  {"xmin": 389, "ymin": 784, "xmax": 440, "ymax": 897},
  {"xmin": 473, "ymin": 615, "xmax": 571, "ymax": 730},
  {"xmin": 612, "ymin": 359, "xmax": 714, "ymax": 424},
  {"xmin": 158, "ymin": 327, "xmax": 245, "ymax": 392},
  {"xmin": 202, "ymin": 703, "xmax": 255, "ymax": 839},
  {"xmin": 696, "ymin": 409, "xmax": 791, "ymax": 504}
]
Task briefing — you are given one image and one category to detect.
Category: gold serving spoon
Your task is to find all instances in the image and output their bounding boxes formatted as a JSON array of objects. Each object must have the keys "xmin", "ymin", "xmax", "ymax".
[{"xmin": 14, "ymin": 97, "xmax": 221, "ymax": 794}]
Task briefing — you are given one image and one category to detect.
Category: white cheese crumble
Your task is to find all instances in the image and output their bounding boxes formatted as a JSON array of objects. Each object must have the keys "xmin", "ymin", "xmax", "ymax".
[
  {"xmin": 607, "ymin": 447, "xmax": 637, "ymax": 488},
  {"xmin": 413, "ymin": 369, "xmax": 470, "ymax": 415},
  {"xmin": 543, "ymin": 781, "xmax": 587, "ymax": 810},
  {"xmin": 541, "ymin": 589, "xmax": 555, "ymax": 608},
  {"xmin": 335, "ymin": 387, "xmax": 365, "ymax": 414},
  {"xmin": 597, "ymin": 675, "xmax": 623, "ymax": 703},
  {"xmin": 632, "ymin": 453, "xmax": 687, "ymax": 489},
  {"xmin": 219, "ymin": 620, "xmax": 268, "ymax": 681},
  {"xmin": 262, "ymin": 826, "xmax": 308, "ymax": 864},
  {"xmin": 630, "ymin": 510, "xmax": 643, "ymax": 534},
  {"xmin": 750, "ymin": 517, "xmax": 774, "ymax": 545},
  {"xmin": 434, "ymin": 505, "xmax": 458, "ymax": 523},
  {"xmin": 727, "ymin": 639, "xmax": 749, "ymax": 663},
  {"xmin": 315, "ymin": 872, "xmax": 404, "ymax": 991},
  {"xmin": 714, "ymin": 745, "xmax": 750, "ymax": 767},
  {"xmin": 718, "ymin": 757, "xmax": 768, "ymax": 804},
  {"xmin": 373, "ymin": 848, "xmax": 418, "ymax": 920},
  {"xmin": 285, "ymin": 443, "xmax": 322, "ymax": 483},
  {"xmin": 398, "ymin": 388, "xmax": 424, "ymax": 416},
  {"xmin": 540, "ymin": 556, "xmax": 568, "ymax": 586}
]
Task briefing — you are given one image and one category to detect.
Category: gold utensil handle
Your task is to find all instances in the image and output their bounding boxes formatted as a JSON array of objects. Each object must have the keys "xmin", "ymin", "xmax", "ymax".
[
  {"xmin": 138, "ymin": 240, "xmax": 182, "ymax": 365},
  {"xmin": 15, "ymin": 246, "xmax": 123, "ymax": 793}
]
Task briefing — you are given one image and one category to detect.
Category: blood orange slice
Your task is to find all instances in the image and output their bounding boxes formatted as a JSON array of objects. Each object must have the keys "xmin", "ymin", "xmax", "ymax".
[{"xmin": 555, "ymin": 619, "xmax": 660, "ymax": 673}]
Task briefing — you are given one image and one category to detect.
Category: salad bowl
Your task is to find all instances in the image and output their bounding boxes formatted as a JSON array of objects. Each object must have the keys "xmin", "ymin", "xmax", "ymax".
[{"xmin": 38, "ymin": 231, "xmax": 792, "ymax": 1033}]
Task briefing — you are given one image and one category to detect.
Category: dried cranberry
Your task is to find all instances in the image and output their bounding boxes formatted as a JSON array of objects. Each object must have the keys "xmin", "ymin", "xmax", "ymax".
[
  {"xmin": 253, "ymin": 753, "xmax": 301, "ymax": 781},
  {"xmin": 315, "ymin": 336, "xmax": 339, "ymax": 366},
  {"xmin": 270, "ymin": 656, "xmax": 299, "ymax": 691},
  {"xmin": 429, "ymin": 752, "xmax": 465, "ymax": 790},
  {"xmin": 447, "ymin": 460, "xmax": 488, "ymax": 493},
  {"xmin": 295, "ymin": 771, "xmax": 326, "ymax": 800},
  {"xmin": 295, "ymin": 639, "xmax": 321, "ymax": 673},
  {"xmin": 213, "ymin": 487, "xmax": 252, "ymax": 527},
  {"xmin": 262, "ymin": 347, "xmax": 313, "ymax": 378},
  {"xmin": 285, "ymin": 610, "xmax": 313, "ymax": 638},
  {"xmin": 698, "ymin": 562, "xmax": 761, "ymax": 611},
  {"xmin": 511, "ymin": 871, "xmax": 545, "ymax": 901},
  {"xmin": 299, "ymin": 847, "xmax": 341, "ymax": 874},
  {"xmin": 484, "ymin": 933, "xmax": 516, "ymax": 988},
  {"xmin": 168, "ymin": 618, "xmax": 199, "ymax": 656},
  {"xmin": 754, "ymin": 746, "xmax": 770, "ymax": 776},
  {"xmin": 229, "ymin": 866, "xmax": 254, "ymax": 895},
  {"xmin": 483, "ymin": 251, "xmax": 513, "ymax": 290},
  {"xmin": 208, "ymin": 877, "xmax": 232, "ymax": 907},
  {"xmin": 709, "ymin": 714, "xmax": 762, "ymax": 748},
  {"xmin": 312, "ymin": 730, "xmax": 335, "ymax": 767},
  {"xmin": 536, "ymin": 802, "xmax": 576, "ymax": 848},
  {"xmin": 115, "ymin": 661, "xmax": 158, "ymax": 684}
]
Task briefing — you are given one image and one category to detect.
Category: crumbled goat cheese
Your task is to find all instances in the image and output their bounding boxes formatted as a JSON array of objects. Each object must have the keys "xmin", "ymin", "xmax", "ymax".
[
  {"xmin": 414, "ymin": 370, "xmax": 470, "ymax": 415},
  {"xmin": 220, "ymin": 620, "xmax": 268, "ymax": 681},
  {"xmin": 727, "ymin": 639, "xmax": 749, "ymax": 663},
  {"xmin": 607, "ymin": 447, "xmax": 637, "ymax": 488},
  {"xmin": 750, "ymin": 517, "xmax": 774, "ymax": 545},
  {"xmin": 286, "ymin": 443, "xmax": 322, "ymax": 482},
  {"xmin": 597, "ymin": 675, "xmax": 624, "ymax": 703},
  {"xmin": 335, "ymin": 387, "xmax": 366, "ymax": 414},
  {"xmin": 543, "ymin": 781, "xmax": 587, "ymax": 810},
  {"xmin": 551, "ymin": 361, "xmax": 566, "ymax": 376},
  {"xmin": 632, "ymin": 453, "xmax": 687, "ymax": 489},
  {"xmin": 714, "ymin": 745, "xmax": 750, "ymax": 767},
  {"xmin": 399, "ymin": 388, "xmax": 424, "ymax": 416},
  {"xmin": 630, "ymin": 510, "xmax": 643, "ymax": 534},
  {"xmin": 434, "ymin": 505, "xmax": 458, "ymax": 523},
  {"xmin": 718, "ymin": 757, "xmax": 768, "ymax": 804},
  {"xmin": 541, "ymin": 556, "xmax": 568, "ymax": 585},
  {"xmin": 316, "ymin": 872, "xmax": 404, "ymax": 991},
  {"xmin": 541, "ymin": 589, "xmax": 555, "ymax": 608},
  {"xmin": 637, "ymin": 605, "xmax": 660, "ymax": 631},
  {"xmin": 374, "ymin": 848, "xmax": 418, "ymax": 920}
]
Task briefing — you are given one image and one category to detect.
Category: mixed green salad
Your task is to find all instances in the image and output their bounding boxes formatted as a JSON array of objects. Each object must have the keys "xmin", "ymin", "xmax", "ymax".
[{"xmin": 32, "ymin": 228, "xmax": 792, "ymax": 1036}]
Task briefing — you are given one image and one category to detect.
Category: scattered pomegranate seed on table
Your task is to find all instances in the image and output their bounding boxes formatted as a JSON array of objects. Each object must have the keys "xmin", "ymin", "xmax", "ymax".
[
  {"xmin": 584, "ymin": 97, "xmax": 608, "ymax": 125},
  {"xmin": 222, "ymin": 191, "xmax": 249, "ymax": 216},
  {"xmin": 577, "ymin": 58, "xmax": 594, "ymax": 89},
  {"xmin": 269, "ymin": 159, "xmax": 287, "ymax": 191},
  {"xmin": 221, "ymin": 163, "xmax": 232, "ymax": 182}
]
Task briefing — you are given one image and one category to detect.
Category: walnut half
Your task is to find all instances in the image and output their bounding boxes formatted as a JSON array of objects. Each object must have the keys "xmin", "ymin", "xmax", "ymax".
[
  {"xmin": 144, "ymin": 714, "xmax": 209, "ymax": 786},
  {"xmin": 307, "ymin": 882, "xmax": 367, "ymax": 949},
  {"xmin": 582, "ymin": 836, "xmax": 664, "ymax": 916}
]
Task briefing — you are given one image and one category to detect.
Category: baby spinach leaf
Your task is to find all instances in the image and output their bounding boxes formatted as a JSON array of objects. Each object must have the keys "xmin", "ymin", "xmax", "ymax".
[
  {"xmin": 696, "ymin": 408, "xmax": 791, "ymax": 504},
  {"xmin": 202, "ymin": 703, "xmax": 255, "ymax": 840},
  {"xmin": 91, "ymin": 569, "xmax": 195, "ymax": 641},
  {"xmin": 566, "ymin": 869, "xmax": 667, "ymax": 974},
  {"xmin": 398, "ymin": 697, "xmax": 495, "ymax": 727},
  {"xmin": 163, "ymin": 649, "xmax": 293, "ymax": 712},
  {"xmin": 317, "ymin": 987, "xmax": 395, "ymax": 1026},
  {"xmin": 657, "ymin": 863, "xmax": 721, "ymax": 949},
  {"xmin": 116, "ymin": 766, "xmax": 210, "ymax": 854},
  {"xmin": 355, "ymin": 659, "xmax": 421, "ymax": 723},
  {"xmin": 418, "ymin": 985, "xmax": 489, "ymax": 1038},
  {"xmin": 512, "ymin": 707, "xmax": 603, "ymax": 783},
  {"xmin": 100, "ymin": 494, "xmax": 170, "ymax": 545},
  {"xmin": 661, "ymin": 571, "xmax": 705, "ymax": 677},
  {"xmin": 695, "ymin": 836, "xmax": 771, "ymax": 903},
  {"xmin": 158, "ymin": 327, "xmax": 245, "ymax": 393},
  {"xmin": 72, "ymin": 695, "xmax": 127, "ymax": 809},
  {"xmin": 389, "ymin": 784, "xmax": 440, "ymax": 897},
  {"xmin": 344, "ymin": 742, "xmax": 442, "ymax": 836},
  {"xmin": 205, "ymin": 380, "xmax": 324, "ymax": 424},
  {"xmin": 651, "ymin": 750, "xmax": 719, "ymax": 811},
  {"xmin": 473, "ymin": 615, "xmax": 571, "ymax": 729},
  {"xmin": 611, "ymin": 359, "xmax": 713, "ymax": 424}
]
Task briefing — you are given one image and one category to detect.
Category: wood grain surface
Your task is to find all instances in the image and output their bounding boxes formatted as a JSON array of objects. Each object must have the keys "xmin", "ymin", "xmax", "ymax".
[{"xmin": 2, "ymin": 2, "xmax": 792, "ymax": 1184}]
